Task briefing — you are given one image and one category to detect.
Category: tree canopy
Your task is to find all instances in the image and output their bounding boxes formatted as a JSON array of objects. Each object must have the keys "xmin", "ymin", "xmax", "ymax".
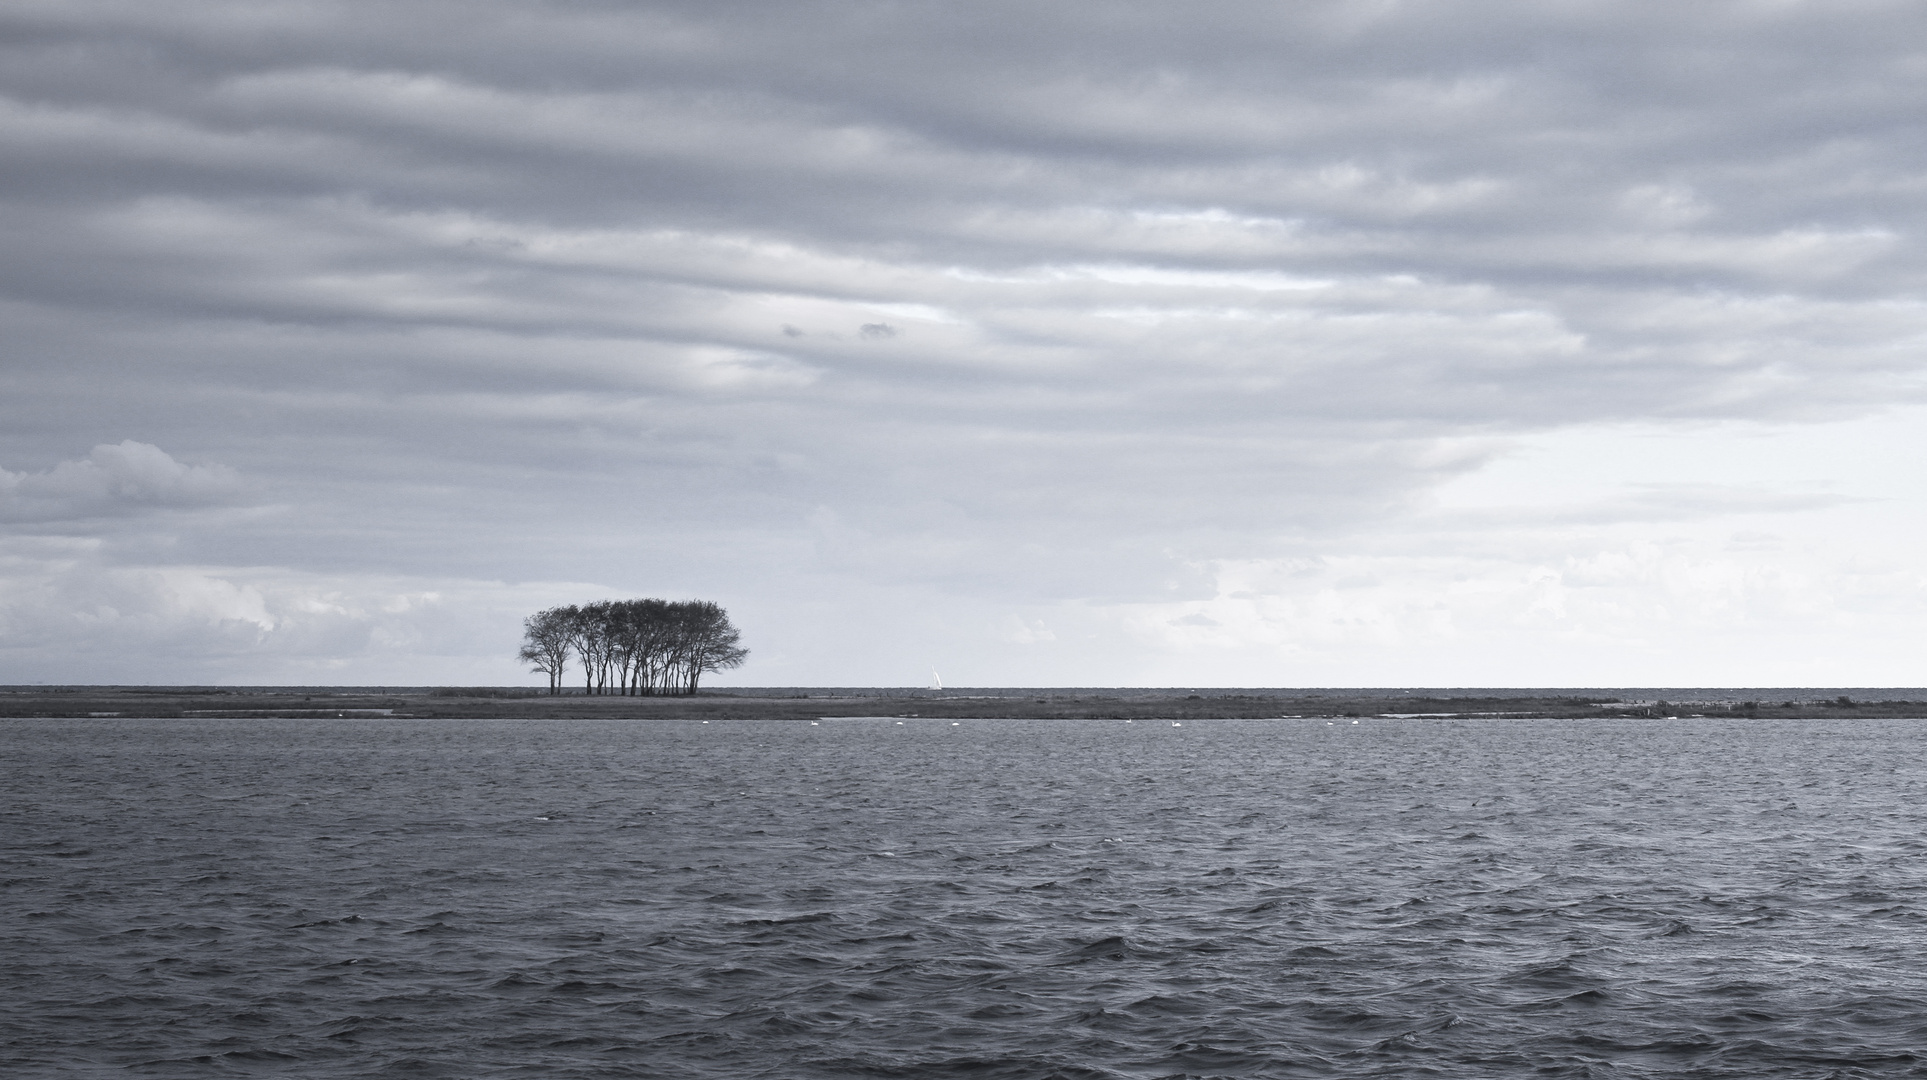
[{"xmin": 518, "ymin": 599, "xmax": 747, "ymax": 695}]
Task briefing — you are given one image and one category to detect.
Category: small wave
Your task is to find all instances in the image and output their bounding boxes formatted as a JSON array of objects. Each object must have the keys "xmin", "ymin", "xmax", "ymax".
[
  {"xmin": 401, "ymin": 921, "xmax": 467, "ymax": 935},
  {"xmin": 810, "ymin": 1052, "xmax": 1129, "ymax": 1080},
  {"xmin": 1058, "ymin": 935, "xmax": 1163, "ymax": 963},
  {"xmin": 729, "ymin": 911, "xmax": 839, "ymax": 928},
  {"xmin": 1124, "ymin": 993, "xmax": 1212, "ymax": 1017}
]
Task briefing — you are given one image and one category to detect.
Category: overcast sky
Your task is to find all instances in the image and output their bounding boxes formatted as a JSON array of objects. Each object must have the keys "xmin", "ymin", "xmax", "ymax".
[{"xmin": 5, "ymin": 0, "xmax": 1927, "ymax": 687}]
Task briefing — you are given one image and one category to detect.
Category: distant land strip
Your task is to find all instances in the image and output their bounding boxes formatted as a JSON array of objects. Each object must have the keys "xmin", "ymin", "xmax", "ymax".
[{"xmin": 5, "ymin": 687, "xmax": 1927, "ymax": 721}]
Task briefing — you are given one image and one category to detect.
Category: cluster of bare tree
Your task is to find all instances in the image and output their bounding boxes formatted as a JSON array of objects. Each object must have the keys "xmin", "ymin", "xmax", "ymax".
[{"xmin": 518, "ymin": 599, "xmax": 747, "ymax": 695}]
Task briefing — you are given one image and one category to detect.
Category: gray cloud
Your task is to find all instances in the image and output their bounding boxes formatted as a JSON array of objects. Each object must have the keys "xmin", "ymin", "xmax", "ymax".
[{"xmin": 5, "ymin": 1, "xmax": 1927, "ymax": 682}]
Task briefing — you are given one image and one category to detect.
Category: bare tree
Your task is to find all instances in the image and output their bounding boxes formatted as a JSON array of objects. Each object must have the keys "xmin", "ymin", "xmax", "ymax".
[
  {"xmin": 517, "ymin": 606, "xmax": 574, "ymax": 694},
  {"xmin": 575, "ymin": 600, "xmax": 617, "ymax": 695},
  {"xmin": 679, "ymin": 600, "xmax": 748, "ymax": 695}
]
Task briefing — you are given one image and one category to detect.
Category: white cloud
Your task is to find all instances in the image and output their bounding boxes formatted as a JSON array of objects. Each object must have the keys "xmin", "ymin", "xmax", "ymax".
[
  {"xmin": 0, "ymin": 540, "xmax": 592, "ymax": 684},
  {"xmin": 0, "ymin": 442, "xmax": 244, "ymax": 522}
]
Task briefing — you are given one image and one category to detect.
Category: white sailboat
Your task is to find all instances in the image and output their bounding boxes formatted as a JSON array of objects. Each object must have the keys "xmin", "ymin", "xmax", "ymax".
[{"xmin": 929, "ymin": 670, "xmax": 942, "ymax": 691}]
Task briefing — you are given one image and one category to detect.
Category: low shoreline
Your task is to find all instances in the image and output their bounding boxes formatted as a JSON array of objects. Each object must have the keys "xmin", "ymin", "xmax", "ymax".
[{"xmin": 4, "ymin": 686, "xmax": 1924, "ymax": 721}]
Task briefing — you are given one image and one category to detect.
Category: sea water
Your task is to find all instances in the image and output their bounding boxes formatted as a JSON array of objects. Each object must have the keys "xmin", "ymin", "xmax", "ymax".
[{"xmin": 4, "ymin": 715, "xmax": 1926, "ymax": 1078}]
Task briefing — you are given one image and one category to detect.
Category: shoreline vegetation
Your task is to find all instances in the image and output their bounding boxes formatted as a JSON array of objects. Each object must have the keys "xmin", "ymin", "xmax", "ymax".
[{"xmin": 5, "ymin": 687, "xmax": 1927, "ymax": 721}]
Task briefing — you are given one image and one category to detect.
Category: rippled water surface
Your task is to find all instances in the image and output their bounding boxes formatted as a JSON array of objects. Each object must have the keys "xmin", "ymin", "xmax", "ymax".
[{"xmin": 6, "ymin": 715, "xmax": 1927, "ymax": 1078}]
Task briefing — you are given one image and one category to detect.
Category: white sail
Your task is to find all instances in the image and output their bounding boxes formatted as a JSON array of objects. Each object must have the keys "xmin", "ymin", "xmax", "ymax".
[{"xmin": 929, "ymin": 670, "xmax": 942, "ymax": 690}]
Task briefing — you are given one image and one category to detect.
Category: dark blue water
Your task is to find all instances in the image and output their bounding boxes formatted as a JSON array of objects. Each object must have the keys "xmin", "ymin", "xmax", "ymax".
[{"xmin": 5, "ymin": 716, "xmax": 1927, "ymax": 1078}]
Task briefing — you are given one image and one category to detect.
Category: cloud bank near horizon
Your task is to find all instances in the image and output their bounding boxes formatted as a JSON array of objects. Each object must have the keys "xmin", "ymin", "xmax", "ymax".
[{"xmin": 4, "ymin": 1, "xmax": 1927, "ymax": 685}]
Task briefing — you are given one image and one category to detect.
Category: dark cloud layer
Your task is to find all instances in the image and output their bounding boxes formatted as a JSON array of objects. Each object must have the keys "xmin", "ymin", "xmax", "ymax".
[{"xmin": 3, "ymin": 1, "xmax": 1926, "ymax": 683}]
